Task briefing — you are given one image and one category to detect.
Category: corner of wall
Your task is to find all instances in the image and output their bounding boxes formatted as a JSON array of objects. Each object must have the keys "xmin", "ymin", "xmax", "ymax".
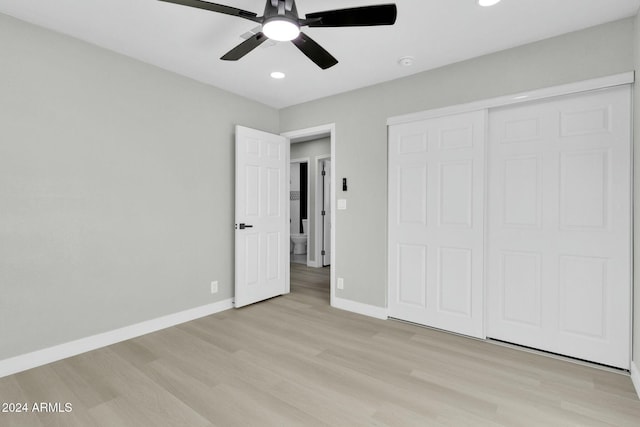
[
  {"xmin": 631, "ymin": 360, "xmax": 640, "ymax": 399},
  {"xmin": 633, "ymin": 6, "xmax": 640, "ymax": 401}
]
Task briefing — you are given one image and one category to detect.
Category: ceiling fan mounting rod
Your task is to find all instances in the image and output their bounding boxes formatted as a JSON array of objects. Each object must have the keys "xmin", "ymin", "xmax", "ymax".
[
  {"xmin": 270, "ymin": 0, "xmax": 294, "ymax": 12},
  {"xmin": 263, "ymin": 0, "xmax": 298, "ymax": 20}
]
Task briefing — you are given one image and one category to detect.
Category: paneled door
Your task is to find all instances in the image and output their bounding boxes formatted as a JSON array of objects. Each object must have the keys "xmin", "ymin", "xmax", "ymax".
[
  {"xmin": 388, "ymin": 111, "xmax": 486, "ymax": 338},
  {"xmin": 235, "ymin": 126, "xmax": 289, "ymax": 308},
  {"xmin": 486, "ymin": 86, "xmax": 631, "ymax": 368}
]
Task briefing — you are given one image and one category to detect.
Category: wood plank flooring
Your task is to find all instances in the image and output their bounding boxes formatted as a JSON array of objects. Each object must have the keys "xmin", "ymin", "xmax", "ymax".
[
  {"xmin": 1, "ymin": 264, "xmax": 639, "ymax": 426},
  {"xmin": 290, "ymin": 263, "xmax": 331, "ymax": 293}
]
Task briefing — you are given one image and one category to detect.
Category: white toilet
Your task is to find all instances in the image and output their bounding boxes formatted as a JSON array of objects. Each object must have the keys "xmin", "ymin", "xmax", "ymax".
[{"xmin": 291, "ymin": 219, "xmax": 308, "ymax": 255}]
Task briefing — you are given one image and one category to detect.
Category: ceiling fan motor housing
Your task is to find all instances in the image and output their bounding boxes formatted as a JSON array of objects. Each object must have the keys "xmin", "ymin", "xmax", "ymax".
[{"xmin": 264, "ymin": 0, "xmax": 299, "ymax": 21}]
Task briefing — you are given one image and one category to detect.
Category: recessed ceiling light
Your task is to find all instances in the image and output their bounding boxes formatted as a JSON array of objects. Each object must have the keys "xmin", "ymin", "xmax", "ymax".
[
  {"xmin": 270, "ymin": 71, "xmax": 286, "ymax": 79},
  {"xmin": 478, "ymin": 0, "xmax": 502, "ymax": 6},
  {"xmin": 398, "ymin": 56, "xmax": 415, "ymax": 67}
]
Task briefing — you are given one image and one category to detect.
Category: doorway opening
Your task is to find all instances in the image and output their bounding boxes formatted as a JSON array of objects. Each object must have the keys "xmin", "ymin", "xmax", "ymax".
[
  {"xmin": 283, "ymin": 124, "xmax": 335, "ymax": 306},
  {"xmin": 289, "ymin": 159, "xmax": 309, "ymax": 265}
]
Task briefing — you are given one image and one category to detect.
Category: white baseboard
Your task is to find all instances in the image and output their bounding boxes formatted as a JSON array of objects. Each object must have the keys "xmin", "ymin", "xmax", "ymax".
[
  {"xmin": 0, "ymin": 298, "xmax": 233, "ymax": 379},
  {"xmin": 307, "ymin": 259, "xmax": 320, "ymax": 268},
  {"xmin": 631, "ymin": 361, "xmax": 640, "ymax": 399},
  {"xmin": 332, "ymin": 296, "xmax": 388, "ymax": 320}
]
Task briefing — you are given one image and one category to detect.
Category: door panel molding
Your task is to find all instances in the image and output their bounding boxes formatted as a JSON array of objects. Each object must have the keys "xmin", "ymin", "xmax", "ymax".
[
  {"xmin": 486, "ymin": 86, "xmax": 631, "ymax": 369},
  {"xmin": 235, "ymin": 125, "xmax": 289, "ymax": 308},
  {"xmin": 388, "ymin": 110, "xmax": 485, "ymax": 338}
]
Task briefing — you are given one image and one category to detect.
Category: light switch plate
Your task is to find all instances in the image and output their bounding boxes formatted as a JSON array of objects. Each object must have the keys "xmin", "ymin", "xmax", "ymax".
[{"xmin": 338, "ymin": 199, "xmax": 347, "ymax": 210}]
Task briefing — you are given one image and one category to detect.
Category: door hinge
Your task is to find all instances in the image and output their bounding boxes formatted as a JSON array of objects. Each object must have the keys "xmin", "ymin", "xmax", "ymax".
[
  {"xmin": 321, "ymin": 250, "xmax": 326, "ymax": 256},
  {"xmin": 321, "ymin": 210, "xmax": 326, "ymax": 216},
  {"xmin": 321, "ymin": 170, "xmax": 326, "ymax": 176}
]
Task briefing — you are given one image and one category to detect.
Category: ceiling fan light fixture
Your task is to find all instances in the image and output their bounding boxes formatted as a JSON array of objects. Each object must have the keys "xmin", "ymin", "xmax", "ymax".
[
  {"xmin": 160, "ymin": 0, "xmax": 398, "ymax": 69},
  {"xmin": 478, "ymin": 0, "xmax": 501, "ymax": 6},
  {"xmin": 262, "ymin": 18, "xmax": 300, "ymax": 41}
]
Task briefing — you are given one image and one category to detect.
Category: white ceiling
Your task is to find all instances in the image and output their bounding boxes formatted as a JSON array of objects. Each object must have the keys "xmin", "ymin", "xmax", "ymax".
[{"xmin": 1, "ymin": 0, "xmax": 639, "ymax": 108}]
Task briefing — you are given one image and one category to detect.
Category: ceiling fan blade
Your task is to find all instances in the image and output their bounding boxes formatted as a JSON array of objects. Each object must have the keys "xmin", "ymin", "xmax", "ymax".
[
  {"xmin": 304, "ymin": 4, "xmax": 397, "ymax": 27},
  {"xmin": 221, "ymin": 32, "xmax": 268, "ymax": 61},
  {"xmin": 157, "ymin": 0, "xmax": 261, "ymax": 23},
  {"xmin": 291, "ymin": 32, "xmax": 338, "ymax": 70}
]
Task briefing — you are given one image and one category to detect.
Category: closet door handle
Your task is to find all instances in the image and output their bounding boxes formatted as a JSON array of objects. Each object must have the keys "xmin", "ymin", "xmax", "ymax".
[{"xmin": 238, "ymin": 223, "xmax": 253, "ymax": 230}]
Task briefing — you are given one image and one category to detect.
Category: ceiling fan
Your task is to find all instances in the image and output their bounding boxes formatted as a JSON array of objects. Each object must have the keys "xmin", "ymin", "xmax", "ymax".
[{"xmin": 158, "ymin": 0, "xmax": 398, "ymax": 69}]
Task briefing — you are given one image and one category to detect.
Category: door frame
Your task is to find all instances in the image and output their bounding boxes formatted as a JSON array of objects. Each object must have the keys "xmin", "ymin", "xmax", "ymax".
[
  {"xmin": 316, "ymin": 155, "xmax": 331, "ymax": 268},
  {"xmin": 290, "ymin": 157, "xmax": 311, "ymax": 266},
  {"xmin": 282, "ymin": 124, "xmax": 336, "ymax": 306}
]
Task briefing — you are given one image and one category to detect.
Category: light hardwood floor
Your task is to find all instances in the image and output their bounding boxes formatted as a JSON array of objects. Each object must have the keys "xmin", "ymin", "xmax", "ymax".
[{"xmin": 1, "ymin": 264, "xmax": 639, "ymax": 426}]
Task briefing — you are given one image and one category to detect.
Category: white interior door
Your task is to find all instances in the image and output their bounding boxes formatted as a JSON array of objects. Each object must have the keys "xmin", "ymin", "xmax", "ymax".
[
  {"xmin": 388, "ymin": 111, "xmax": 485, "ymax": 338},
  {"xmin": 235, "ymin": 125, "xmax": 289, "ymax": 308},
  {"xmin": 486, "ymin": 86, "xmax": 631, "ymax": 368},
  {"xmin": 322, "ymin": 160, "xmax": 331, "ymax": 267}
]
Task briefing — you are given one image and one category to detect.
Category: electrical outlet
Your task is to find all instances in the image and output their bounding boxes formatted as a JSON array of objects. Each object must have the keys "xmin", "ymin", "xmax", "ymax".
[
  {"xmin": 337, "ymin": 277, "xmax": 344, "ymax": 290},
  {"xmin": 211, "ymin": 281, "xmax": 218, "ymax": 294}
]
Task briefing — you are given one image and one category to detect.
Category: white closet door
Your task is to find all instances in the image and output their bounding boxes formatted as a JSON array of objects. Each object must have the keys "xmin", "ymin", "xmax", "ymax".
[
  {"xmin": 388, "ymin": 111, "xmax": 485, "ymax": 338},
  {"xmin": 487, "ymin": 86, "xmax": 631, "ymax": 368}
]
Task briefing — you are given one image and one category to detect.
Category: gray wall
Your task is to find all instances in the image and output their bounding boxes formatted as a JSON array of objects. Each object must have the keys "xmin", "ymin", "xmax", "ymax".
[
  {"xmin": 290, "ymin": 138, "xmax": 331, "ymax": 262},
  {"xmin": 0, "ymin": 13, "xmax": 279, "ymax": 360},
  {"xmin": 1, "ymin": 11, "xmax": 637, "ymax": 368},
  {"xmin": 280, "ymin": 18, "xmax": 635, "ymax": 307},
  {"xmin": 634, "ymin": 11, "xmax": 640, "ymax": 375}
]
